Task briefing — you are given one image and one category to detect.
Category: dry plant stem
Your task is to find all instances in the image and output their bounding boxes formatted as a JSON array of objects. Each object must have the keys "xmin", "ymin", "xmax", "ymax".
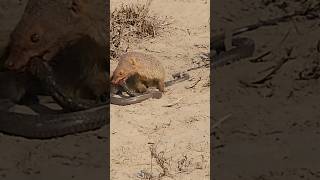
[
  {"xmin": 230, "ymin": 7, "xmax": 320, "ymax": 37},
  {"xmin": 251, "ymin": 56, "xmax": 296, "ymax": 84},
  {"xmin": 185, "ymin": 77, "xmax": 201, "ymax": 89},
  {"xmin": 249, "ymin": 50, "xmax": 271, "ymax": 63},
  {"xmin": 110, "ymin": 1, "xmax": 166, "ymax": 59},
  {"xmin": 211, "ymin": 113, "xmax": 232, "ymax": 131},
  {"xmin": 149, "ymin": 145, "xmax": 171, "ymax": 178},
  {"xmin": 163, "ymin": 97, "xmax": 183, "ymax": 107}
]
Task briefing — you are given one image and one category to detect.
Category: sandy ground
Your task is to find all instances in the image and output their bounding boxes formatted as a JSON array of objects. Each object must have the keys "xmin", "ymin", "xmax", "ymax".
[
  {"xmin": 110, "ymin": 0, "xmax": 210, "ymax": 179},
  {"xmin": 4, "ymin": 0, "xmax": 320, "ymax": 179},
  {"xmin": 0, "ymin": 0, "xmax": 210, "ymax": 180},
  {"xmin": 212, "ymin": 0, "xmax": 320, "ymax": 179}
]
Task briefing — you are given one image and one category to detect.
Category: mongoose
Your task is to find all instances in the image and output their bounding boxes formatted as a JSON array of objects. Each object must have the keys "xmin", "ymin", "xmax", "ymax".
[
  {"xmin": 4, "ymin": 0, "xmax": 108, "ymax": 70},
  {"xmin": 0, "ymin": 35, "xmax": 109, "ymax": 111},
  {"xmin": 111, "ymin": 52, "xmax": 166, "ymax": 94}
]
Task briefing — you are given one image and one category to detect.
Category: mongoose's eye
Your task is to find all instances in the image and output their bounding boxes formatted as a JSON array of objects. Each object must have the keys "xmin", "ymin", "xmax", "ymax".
[
  {"xmin": 30, "ymin": 33, "xmax": 40, "ymax": 43},
  {"xmin": 119, "ymin": 71, "xmax": 123, "ymax": 76}
]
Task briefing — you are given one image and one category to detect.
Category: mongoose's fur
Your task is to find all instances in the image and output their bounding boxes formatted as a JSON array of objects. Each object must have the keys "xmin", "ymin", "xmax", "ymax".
[{"xmin": 111, "ymin": 52, "xmax": 166, "ymax": 93}]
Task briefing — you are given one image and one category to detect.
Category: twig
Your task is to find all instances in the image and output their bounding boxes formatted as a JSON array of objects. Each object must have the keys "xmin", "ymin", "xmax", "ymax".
[
  {"xmin": 249, "ymin": 50, "xmax": 272, "ymax": 63},
  {"xmin": 185, "ymin": 77, "xmax": 201, "ymax": 89},
  {"xmin": 144, "ymin": 48, "xmax": 163, "ymax": 53},
  {"xmin": 163, "ymin": 97, "xmax": 183, "ymax": 107},
  {"xmin": 211, "ymin": 113, "xmax": 232, "ymax": 130},
  {"xmin": 278, "ymin": 30, "xmax": 291, "ymax": 47},
  {"xmin": 292, "ymin": 20, "xmax": 303, "ymax": 35},
  {"xmin": 239, "ymin": 80, "xmax": 260, "ymax": 88},
  {"xmin": 212, "ymin": 7, "xmax": 318, "ymax": 45},
  {"xmin": 250, "ymin": 46, "xmax": 296, "ymax": 84},
  {"xmin": 251, "ymin": 56, "xmax": 295, "ymax": 84}
]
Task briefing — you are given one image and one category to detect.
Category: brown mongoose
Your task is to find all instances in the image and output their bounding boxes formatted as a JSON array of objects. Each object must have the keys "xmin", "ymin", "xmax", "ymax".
[
  {"xmin": 4, "ymin": 0, "xmax": 108, "ymax": 71},
  {"xmin": 111, "ymin": 52, "xmax": 166, "ymax": 94},
  {"xmin": 0, "ymin": 35, "xmax": 109, "ymax": 111}
]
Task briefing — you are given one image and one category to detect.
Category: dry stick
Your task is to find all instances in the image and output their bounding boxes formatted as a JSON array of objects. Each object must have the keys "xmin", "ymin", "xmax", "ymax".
[
  {"xmin": 251, "ymin": 29, "xmax": 290, "ymax": 64},
  {"xmin": 241, "ymin": 7, "xmax": 318, "ymax": 34},
  {"xmin": 253, "ymin": 47, "xmax": 296, "ymax": 83},
  {"xmin": 163, "ymin": 97, "xmax": 183, "ymax": 107},
  {"xmin": 241, "ymin": 30, "xmax": 292, "ymax": 85},
  {"xmin": 251, "ymin": 56, "xmax": 296, "ymax": 84},
  {"xmin": 258, "ymin": 64, "xmax": 275, "ymax": 74},
  {"xmin": 211, "ymin": 113, "xmax": 232, "ymax": 131},
  {"xmin": 292, "ymin": 20, "xmax": 303, "ymax": 35},
  {"xmin": 278, "ymin": 29, "xmax": 292, "ymax": 47},
  {"xmin": 239, "ymin": 79, "xmax": 260, "ymax": 88},
  {"xmin": 249, "ymin": 50, "xmax": 272, "ymax": 63},
  {"xmin": 185, "ymin": 77, "xmax": 201, "ymax": 89}
]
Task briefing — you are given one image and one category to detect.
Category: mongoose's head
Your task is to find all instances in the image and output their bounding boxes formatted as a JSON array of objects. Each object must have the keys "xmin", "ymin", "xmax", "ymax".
[
  {"xmin": 111, "ymin": 58, "xmax": 138, "ymax": 85},
  {"xmin": 5, "ymin": 0, "xmax": 97, "ymax": 71}
]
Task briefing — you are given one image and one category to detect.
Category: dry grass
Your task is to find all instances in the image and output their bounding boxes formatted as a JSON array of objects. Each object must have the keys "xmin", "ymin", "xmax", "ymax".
[
  {"xmin": 137, "ymin": 144, "xmax": 172, "ymax": 180},
  {"xmin": 136, "ymin": 143, "xmax": 207, "ymax": 179},
  {"xmin": 110, "ymin": 0, "xmax": 168, "ymax": 60}
]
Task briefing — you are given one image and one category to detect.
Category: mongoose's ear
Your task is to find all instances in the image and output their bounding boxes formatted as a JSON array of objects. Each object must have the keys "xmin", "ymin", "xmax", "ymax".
[{"xmin": 130, "ymin": 58, "xmax": 136, "ymax": 66}]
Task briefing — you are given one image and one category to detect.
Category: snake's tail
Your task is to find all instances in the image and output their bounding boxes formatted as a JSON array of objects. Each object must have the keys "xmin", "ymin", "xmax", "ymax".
[{"xmin": 165, "ymin": 73, "xmax": 190, "ymax": 87}]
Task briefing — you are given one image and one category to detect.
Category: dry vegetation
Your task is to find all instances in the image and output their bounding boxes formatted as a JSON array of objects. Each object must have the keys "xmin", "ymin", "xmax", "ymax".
[{"xmin": 110, "ymin": 0, "xmax": 169, "ymax": 60}]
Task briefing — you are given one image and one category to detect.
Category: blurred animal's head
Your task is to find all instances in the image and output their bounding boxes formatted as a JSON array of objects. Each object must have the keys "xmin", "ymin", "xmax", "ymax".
[{"xmin": 5, "ymin": 0, "xmax": 94, "ymax": 70}]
